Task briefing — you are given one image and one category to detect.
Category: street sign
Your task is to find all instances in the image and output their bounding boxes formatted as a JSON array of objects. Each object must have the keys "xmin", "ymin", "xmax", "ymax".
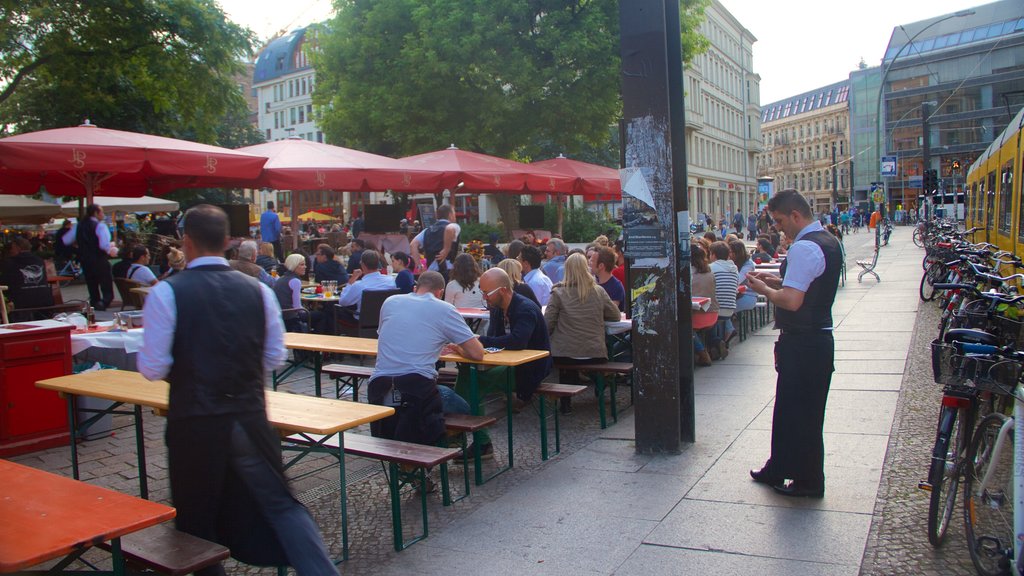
[{"xmin": 881, "ymin": 156, "xmax": 897, "ymax": 177}]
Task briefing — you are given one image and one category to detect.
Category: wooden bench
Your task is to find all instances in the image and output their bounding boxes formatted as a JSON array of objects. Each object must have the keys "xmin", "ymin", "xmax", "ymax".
[
  {"xmin": 443, "ymin": 413, "xmax": 498, "ymax": 493},
  {"xmin": 321, "ymin": 363, "xmax": 374, "ymax": 401},
  {"xmin": 283, "ymin": 432, "xmax": 461, "ymax": 551},
  {"xmin": 552, "ymin": 362, "xmax": 633, "ymax": 429},
  {"xmin": 535, "ymin": 383, "xmax": 587, "ymax": 460},
  {"xmin": 97, "ymin": 523, "xmax": 229, "ymax": 575},
  {"xmin": 856, "ymin": 246, "xmax": 881, "ymax": 283}
]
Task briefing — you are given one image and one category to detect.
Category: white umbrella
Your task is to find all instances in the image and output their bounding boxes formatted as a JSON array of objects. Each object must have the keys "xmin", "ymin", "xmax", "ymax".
[
  {"xmin": 0, "ymin": 195, "xmax": 62, "ymax": 224},
  {"xmin": 61, "ymin": 195, "xmax": 179, "ymax": 215}
]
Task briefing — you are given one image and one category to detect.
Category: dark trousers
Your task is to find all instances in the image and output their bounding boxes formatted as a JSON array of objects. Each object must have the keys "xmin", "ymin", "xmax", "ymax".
[
  {"xmin": 166, "ymin": 416, "xmax": 336, "ymax": 576},
  {"xmin": 271, "ymin": 239, "xmax": 283, "ymax": 262},
  {"xmin": 768, "ymin": 332, "xmax": 834, "ymax": 486},
  {"xmin": 554, "ymin": 356, "xmax": 603, "ymax": 413},
  {"xmin": 81, "ymin": 256, "xmax": 113, "ymax": 308}
]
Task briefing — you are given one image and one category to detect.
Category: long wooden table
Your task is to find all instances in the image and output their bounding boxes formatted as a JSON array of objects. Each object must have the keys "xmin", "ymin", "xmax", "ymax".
[
  {"xmin": 0, "ymin": 459, "xmax": 175, "ymax": 575},
  {"xmin": 35, "ymin": 370, "xmax": 394, "ymax": 562},
  {"xmin": 282, "ymin": 333, "xmax": 550, "ymax": 485}
]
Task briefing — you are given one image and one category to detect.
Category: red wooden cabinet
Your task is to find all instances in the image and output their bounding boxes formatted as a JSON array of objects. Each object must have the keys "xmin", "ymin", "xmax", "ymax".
[{"xmin": 0, "ymin": 321, "xmax": 72, "ymax": 456}]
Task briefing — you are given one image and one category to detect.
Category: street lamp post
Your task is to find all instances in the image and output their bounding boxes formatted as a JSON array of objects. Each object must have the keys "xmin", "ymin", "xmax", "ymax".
[{"xmin": 873, "ymin": 9, "xmax": 974, "ymax": 233}]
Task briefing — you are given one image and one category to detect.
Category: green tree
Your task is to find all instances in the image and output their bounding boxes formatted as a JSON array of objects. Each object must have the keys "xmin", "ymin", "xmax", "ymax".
[
  {"xmin": 314, "ymin": 0, "xmax": 707, "ymax": 231},
  {"xmin": 0, "ymin": 0, "xmax": 257, "ymax": 144},
  {"xmin": 314, "ymin": 0, "xmax": 707, "ymax": 159}
]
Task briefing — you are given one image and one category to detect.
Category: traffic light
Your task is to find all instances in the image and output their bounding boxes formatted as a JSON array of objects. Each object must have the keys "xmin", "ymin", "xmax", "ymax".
[{"xmin": 951, "ymin": 159, "xmax": 961, "ymax": 172}]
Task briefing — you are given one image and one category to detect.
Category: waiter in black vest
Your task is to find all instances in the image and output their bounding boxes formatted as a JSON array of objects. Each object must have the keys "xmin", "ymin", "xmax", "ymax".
[
  {"xmin": 62, "ymin": 203, "xmax": 114, "ymax": 310},
  {"xmin": 745, "ymin": 189, "xmax": 842, "ymax": 499},
  {"xmin": 138, "ymin": 205, "xmax": 336, "ymax": 575}
]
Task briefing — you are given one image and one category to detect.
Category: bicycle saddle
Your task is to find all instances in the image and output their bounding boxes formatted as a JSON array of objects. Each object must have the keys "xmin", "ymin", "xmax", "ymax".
[{"xmin": 944, "ymin": 328, "xmax": 1000, "ymax": 346}]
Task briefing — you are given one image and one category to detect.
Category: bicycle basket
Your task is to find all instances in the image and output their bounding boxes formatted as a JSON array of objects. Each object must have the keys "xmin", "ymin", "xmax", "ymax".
[
  {"xmin": 951, "ymin": 308, "xmax": 990, "ymax": 331},
  {"xmin": 931, "ymin": 340, "xmax": 963, "ymax": 385},
  {"xmin": 993, "ymin": 315, "xmax": 1024, "ymax": 346},
  {"xmin": 964, "ymin": 356, "xmax": 1021, "ymax": 396},
  {"xmin": 925, "ymin": 244, "xmax": 957, "ymax": 263}
]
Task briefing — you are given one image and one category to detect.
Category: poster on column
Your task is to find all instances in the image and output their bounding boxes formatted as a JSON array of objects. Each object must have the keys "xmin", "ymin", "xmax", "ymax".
[{"xmin": 620, "ymin": 167, "xmax": 666, "ymax": 261}]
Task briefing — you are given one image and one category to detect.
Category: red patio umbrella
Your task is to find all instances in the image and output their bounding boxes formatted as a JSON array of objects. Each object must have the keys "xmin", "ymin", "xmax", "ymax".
[
  {"xmin": 530, "ymin": 155, "xmax": 622, "ymax": 201},
  {"xmin": 400, "ymin": 145, "xmax": 575, "ymax": 194},
  {"xmin": 235, "ymin": 137, "xmax": 442, "ymax": 192},
  {"xmin": 0, "ymin": 122, "xmax": 268, "ymax": 199}
]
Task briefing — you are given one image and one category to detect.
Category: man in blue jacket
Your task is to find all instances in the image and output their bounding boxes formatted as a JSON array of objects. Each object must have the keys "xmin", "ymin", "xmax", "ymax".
[
  {"xmin": 260, "ymin": 201, "xmax": 282, "ymax": 261},
  {"xmin": 477, "ymin": 267, "xmax": 551, "ymax": 409}
]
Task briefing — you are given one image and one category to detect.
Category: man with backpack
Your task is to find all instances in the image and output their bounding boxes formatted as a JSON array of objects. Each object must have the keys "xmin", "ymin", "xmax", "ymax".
[{"xmin": 410, "ymin": 204, "xmax": 460, "ymax": 280}]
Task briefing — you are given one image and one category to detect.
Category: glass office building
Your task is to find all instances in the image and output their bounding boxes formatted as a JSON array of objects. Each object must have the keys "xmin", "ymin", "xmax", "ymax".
[{"xmin": 878, "ymin": 0, "xmax": 1024, "ymax": 215}]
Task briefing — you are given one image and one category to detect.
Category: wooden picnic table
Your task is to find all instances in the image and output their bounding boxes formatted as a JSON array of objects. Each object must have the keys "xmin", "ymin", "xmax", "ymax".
[
  {"xmin": 0, "ymin": 459, "xmax": 175, "ymax": 575},
  {"xmin": 281, "ymin": 332, "xmax": 549, "ymax": 484},
  {"xmin": 35, "ymin": 370, "xmax": 393, "ymax": 562}
]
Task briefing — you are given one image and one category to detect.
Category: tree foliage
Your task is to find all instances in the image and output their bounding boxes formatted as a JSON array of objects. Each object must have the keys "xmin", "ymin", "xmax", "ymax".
[
  {"xmin": 314, "ymin": 0, "xmax": 708, "ymax": 160},
  {"xmin": 0, "ymin": 0, "xmax": 258, "ymax": 144}
]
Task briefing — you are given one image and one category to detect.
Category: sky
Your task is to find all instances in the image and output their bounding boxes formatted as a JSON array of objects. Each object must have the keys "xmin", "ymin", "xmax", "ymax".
[{"xmin": 216, "ymin": 0, "xmax": 986, "ymax": 104}]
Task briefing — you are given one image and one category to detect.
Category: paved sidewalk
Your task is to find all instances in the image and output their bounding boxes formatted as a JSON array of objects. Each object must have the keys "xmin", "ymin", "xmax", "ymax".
[
  {"xmin": 12, "ymin": 228, "xmax": 920, "ymax": 575},
  {"xmin": 368, "ymin": 228, "xmax": 920, "ymax": 576}
]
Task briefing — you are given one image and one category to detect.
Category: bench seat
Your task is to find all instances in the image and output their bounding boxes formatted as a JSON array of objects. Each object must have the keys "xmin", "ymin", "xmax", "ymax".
[
  {"xmin": 856, "ymin": 247, "xmax": 880, "ymax": 283},
  {"xmin": 284, "ymin": 431, "xmax": 460, "ymax": 551},
  {"xmin": 321, "ymin": 364, "xmax": 375, "ymax": 401},
  {"xmin": 551, "ymin": 362, "xmax": 634, "ymax": 428},
  {"xmin": 536, "ymin": 383, "xmax": 587, "ymax": 460},
  {"xmin": 98, "ymin": 524, "xmax": 229, "ymax": 576}
]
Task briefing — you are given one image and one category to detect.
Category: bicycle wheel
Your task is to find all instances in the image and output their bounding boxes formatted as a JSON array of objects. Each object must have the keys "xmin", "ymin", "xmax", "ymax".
[
  {"xmin": 914, "ymin": 227, "xmax": 925, "ymax": 247},
  {"xmin": 927, "ymin": 405, "xmax": 964, "ymax": 546},
  {"xmin": 963, "ymin": 412, "xmax": 1014, "ymax": 576},
  {"xmin": 920, "ymin": 262, "xmax": 944, "ymax": 302}
]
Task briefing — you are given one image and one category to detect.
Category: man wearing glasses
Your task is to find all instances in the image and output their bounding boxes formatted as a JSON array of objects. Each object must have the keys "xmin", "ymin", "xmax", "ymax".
[{"xmin": 476, "ymin": 268, "xmax": 552, "ymax": 410}]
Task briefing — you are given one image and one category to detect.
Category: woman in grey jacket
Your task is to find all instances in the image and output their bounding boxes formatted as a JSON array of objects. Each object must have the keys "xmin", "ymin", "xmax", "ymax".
[{"xmin": 544, "ymin": 253, "xmax": 621, "ymax": 413}]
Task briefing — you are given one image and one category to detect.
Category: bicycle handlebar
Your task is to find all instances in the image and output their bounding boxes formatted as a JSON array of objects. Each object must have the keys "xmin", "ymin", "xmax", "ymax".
[{"xmin": 932, "ymin": 283, "xmax": 1024, "ymax": 304}]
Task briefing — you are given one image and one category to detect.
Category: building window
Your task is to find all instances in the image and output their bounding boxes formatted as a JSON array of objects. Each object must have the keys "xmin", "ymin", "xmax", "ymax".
[
  {"xmin": 298, "ymin": 107, "xmax": 305, "ymax": 123},
  {"xmin": 291, "ymin": 107, "xmax": 297, "ymax": 125}
]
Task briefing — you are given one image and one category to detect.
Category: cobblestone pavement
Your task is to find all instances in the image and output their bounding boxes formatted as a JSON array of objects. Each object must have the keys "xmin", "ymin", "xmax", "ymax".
[
  {"xmin": 10, "ymin": 354, "xmax": 644, "ymax": 575},
  {"xmin": 859, "ymin": 255, "xmax": 977, "ymax": 575}
]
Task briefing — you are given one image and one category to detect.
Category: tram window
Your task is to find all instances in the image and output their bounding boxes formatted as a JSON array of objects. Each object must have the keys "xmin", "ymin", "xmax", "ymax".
[
  {"xmin": 999, "ymin": 162, "xmax": 1013, "ymax": 235},
  {"xmin": 987, "ymin": 171, "xmax": 996, "ymax": 230}
]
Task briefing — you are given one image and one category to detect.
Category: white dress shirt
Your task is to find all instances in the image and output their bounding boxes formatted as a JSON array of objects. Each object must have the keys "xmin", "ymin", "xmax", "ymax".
[
  {"xmin": 62, "ymin": 216, "xmax": 111, "ymax": 253},
  {"xmin": 137, "ymin": 256, "xmax": 287, "ymax": 381},
  {"xmin": 524, "ymin": 267, "xmax": 553, "ymax": 306},
  {"xmin": 781, "ymin": 221, "xmax": 828, "ymax": 293}
]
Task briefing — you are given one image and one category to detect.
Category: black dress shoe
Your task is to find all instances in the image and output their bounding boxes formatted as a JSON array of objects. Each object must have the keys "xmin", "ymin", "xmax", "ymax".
[
  {"xmin": 749, "ymin": 466, "xmax": 781, "ymax": 485},
  {"xmin": 772, "ymin": 481, "xmax": 825, "ymax": 498}
]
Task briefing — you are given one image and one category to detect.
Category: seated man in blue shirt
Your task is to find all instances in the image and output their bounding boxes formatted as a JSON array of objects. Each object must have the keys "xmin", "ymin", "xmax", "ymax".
[
  {"xmin": 369, "ymin": 271, "xmax": 487, "ymax": 460},
  {"xmin": 312, "ymin": 244, "xmax": 348, "ymax": 284},
  {"xmin": 476, "ymin": 267, "xmax": 552, "ymax": 410},
  {"xmin": 590, "ymin": 246, "xmax": 625, "ymax": 312},
  {"xmin": 335, "ymin": 249, "xmax": 397, "ymax": 326}
]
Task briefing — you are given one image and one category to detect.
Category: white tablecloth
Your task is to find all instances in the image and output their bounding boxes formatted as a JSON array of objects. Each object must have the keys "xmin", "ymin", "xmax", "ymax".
[{"xmin": 70, "ymin": 324, "xmax": 145, "ymax": 356}]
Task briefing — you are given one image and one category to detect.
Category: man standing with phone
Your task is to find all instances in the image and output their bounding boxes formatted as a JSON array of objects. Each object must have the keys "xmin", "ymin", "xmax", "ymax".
[{"xmin": 745, "ymin": 189, "xmax": 842, "ymax": 499}]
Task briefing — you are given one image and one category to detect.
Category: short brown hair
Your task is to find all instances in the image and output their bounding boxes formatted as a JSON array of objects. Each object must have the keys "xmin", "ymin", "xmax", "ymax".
[
  {"xmin": 594, "ymin": 246, "xmax": 616, "ymax": 272},
  {"xmin": 709, "ymin": 241, "xmax": 730, "ymax": 261}
]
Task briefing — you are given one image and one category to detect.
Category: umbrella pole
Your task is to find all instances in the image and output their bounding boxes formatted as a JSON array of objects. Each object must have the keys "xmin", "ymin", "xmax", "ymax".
[
  {"xmin": 557, "ymin": 195, "xmax": 564, "ymax": 237},
  {"xmin": 292, "ymin": 191, "xmax": 300, "ymax": 254}
]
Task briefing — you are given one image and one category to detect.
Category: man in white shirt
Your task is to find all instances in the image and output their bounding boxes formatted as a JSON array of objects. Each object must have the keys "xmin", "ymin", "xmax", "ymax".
[
  {"xmin": 518, "ymin": 244, "xmax": 552, "ymax": 306},
  {"xmin": 62, "ymin": 204, "xmax": 114, "ymax": 310},
  {"xmin": 138, "ymin": 204, "xmax": 336, "ymax": 574},
  {"xmin": 336, "ymin": 249, "xmax": 397, "ymax": 324}
]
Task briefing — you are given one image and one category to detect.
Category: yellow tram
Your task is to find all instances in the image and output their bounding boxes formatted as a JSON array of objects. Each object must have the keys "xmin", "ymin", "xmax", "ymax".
[{"xmin": 965, "ymin": 105, "xmax": 1024, "ymax": 255}]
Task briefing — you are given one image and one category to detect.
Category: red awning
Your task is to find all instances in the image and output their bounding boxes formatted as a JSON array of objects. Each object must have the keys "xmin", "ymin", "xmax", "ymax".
[
  {"xmin": 400, "ymin": 145, "xmax": 575, "ymax": 194},
  {"xmin": 529, "ymin": 155, "xmax": 622, "ymax": 201},
  {"xmin": 0, "ymin": 122, "xmax": 268, "ymax": 197},
  {"xmin": 235, "ymin": 138, "xmax": 442, "ymax": 192}
]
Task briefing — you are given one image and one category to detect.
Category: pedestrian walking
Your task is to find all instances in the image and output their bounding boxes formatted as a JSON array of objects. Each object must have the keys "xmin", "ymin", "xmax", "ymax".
[
  {"xmin": 260, "ymin": 200, "xmax": 283, "ymax": 261},
  {"xmin": 139, "ymin": 204, "xmax": 337, "ymax": 575},
  {"xmin": 745, "ymin": 189, "xmax": 843, "ymax": 498}
]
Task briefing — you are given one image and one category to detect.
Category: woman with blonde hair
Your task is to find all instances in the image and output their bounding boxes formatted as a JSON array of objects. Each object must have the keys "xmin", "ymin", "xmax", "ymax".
[
  {"xmin": 544, "ymin": 253, "xmax": 620, "ymax": 412},
  {"xmin": 496, "ymin": 257, "xmax": 539, "ymax": 305}
]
